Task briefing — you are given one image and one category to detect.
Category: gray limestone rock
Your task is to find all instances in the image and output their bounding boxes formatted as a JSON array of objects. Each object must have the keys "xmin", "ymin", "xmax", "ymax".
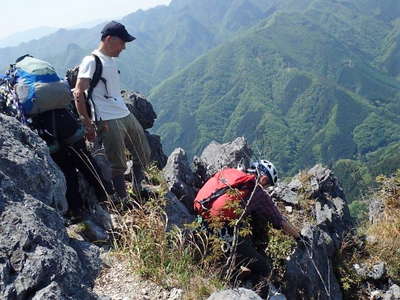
[
  {"xmin": 273, "ymin": 185, "xmax": 299, "ymax": 205},
  {"xmin": 368, "ymin": 262, "xmax": 386, "ymax": 280},
  {"xmin": 273, "ymin": 165, "xmax": 353, "ymax": 300},
  {"xmin": 307, "ymin": 164, "xmax": 346, "ymax": 199},
  {"xmin": 146, "ymin": 132, "xmax": 168, "ymax": 169},
  {"xmin": 31, "ymin": 282, "xmax": 66, "ymax": 300},
  {"xmin": 168, "ymin": 287, "xmax": 183, "ymax": 300},
  {"xmin": 316, "ymin": 202, "xmax": 334, "ymax": 224},
  {"xmin": 354, "ymin": 262, "xmax": 386, "ymax": 280},
  {"xmin": 207, "ymin": 288, "xmax": 262, "ymax": 300},
  {"xmin": 372, "ymin": 290, "xmax": 385, "ymax": 299},
  {"xmin": 369, "ymin": 196, "xmax": 385, "ymax": 224},
  {"xmin": 122, "ymin": 90, "xmax": 157, "ymax": 130},
  {"xmin": 81, "ymin": 219, "xmax": 110, "ymax": 242},
  {"xmin": 285, "ymin": 227, "xmax": 342, "ymax": 300},
  {"xmin": 194, "ymin": 137, "xmax": 252, "ymax": 183},
  {"xmin": 0, "ymin": 113, "xmax": 67, "ymax": 213},
  {"xmin": 384, "ymin": 284, "xmax": 400, "ymax": 300},
  {"xmin": 0, "ymin": 113, "xmax": 101, "ymax": 299},
  {"xmin": 391, "ymin": 284, "xmax": 400, "ymax": 298},
  {"xmin": 163, "ymin": 148, "xmax": 199, "ymax": 211},
  {"xmin": 353, "ymin": 263, "xmax": 368, "ymax": 278},
  {"xmin": 164, "ymin": 192, "xmax": 195, "ymax": 230},
  {"xmin": 293, "ymin": 165, "xmax": 351, "ymax": 246},
  {"xmin": 122, "ymin": 91, "xmax": 167, "ymax": 168},
  {"xmin": 0, "ymin": 197, "xmax": 99, "ymax": 299}
]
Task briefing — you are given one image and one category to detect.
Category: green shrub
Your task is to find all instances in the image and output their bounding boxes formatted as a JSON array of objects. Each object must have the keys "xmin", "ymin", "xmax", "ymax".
[
  {"xmin": 266, "ymin": 226, "xmax": 296, "ymax": 282},
  {"xmin": 348, "ymin": 200, "xmax": 368, "ymax": 223}
]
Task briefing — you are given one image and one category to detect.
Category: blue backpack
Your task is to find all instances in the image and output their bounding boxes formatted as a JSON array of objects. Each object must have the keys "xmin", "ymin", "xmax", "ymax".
[{"xmin": 14, "ymin": 56, "xmax": 72, "ymax": 116}]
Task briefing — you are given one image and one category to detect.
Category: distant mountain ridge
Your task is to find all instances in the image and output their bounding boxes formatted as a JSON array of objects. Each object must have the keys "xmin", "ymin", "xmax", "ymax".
[
  {"xmin": 0, "ymin": 26, "xmax": 58, "ymax": 48},
  {"xmin": 148, "ymin": 0, "xmax": 400, "ymax": 201},
  {"xmin": 0, "ymin": 19, "xmax": 107, "ymax": 49},
  {"xmin": 0, "ymin": 0, "xmax": 285, "ymax": 89}
]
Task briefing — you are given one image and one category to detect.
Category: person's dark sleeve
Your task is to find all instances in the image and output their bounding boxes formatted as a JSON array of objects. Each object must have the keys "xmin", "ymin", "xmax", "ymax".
[{"xmin": 246, "ymin": 186, "xmax": 283, "ymax": 229}]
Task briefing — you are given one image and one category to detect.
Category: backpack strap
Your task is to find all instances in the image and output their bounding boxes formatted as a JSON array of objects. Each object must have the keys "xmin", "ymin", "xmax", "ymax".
[
  {"xmin": 85, "ymin": 54, "xmax": 105, "ymax": 121},
  {"xmin": 87, "ymin": 54, "xmax": 103, "ymax": 100},
  {"xmin": 198, "ymin": 186, "xmax": 230, "ymax": 211},
  {"xmin": 198, "ymin": 182, "xmax": 252, "ymax": 211}
]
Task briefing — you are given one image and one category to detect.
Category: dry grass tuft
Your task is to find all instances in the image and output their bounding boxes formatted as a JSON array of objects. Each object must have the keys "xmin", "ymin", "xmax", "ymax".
[
  {"xmin": 365, "ymin": 170, "xmax": 400, "ymax": 281},
  {"xmin": 109, "ymin": 166, "xmax": 226, "ymax": 299}
]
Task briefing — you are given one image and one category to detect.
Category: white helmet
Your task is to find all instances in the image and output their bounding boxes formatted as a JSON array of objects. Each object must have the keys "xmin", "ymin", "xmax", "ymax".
[{"xmin": 249, "ymin": 160, "xmax": 278, "ymax": 185}]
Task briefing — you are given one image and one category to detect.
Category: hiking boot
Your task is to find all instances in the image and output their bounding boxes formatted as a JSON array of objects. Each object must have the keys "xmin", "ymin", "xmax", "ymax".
[
  {"xmin": 238, "ymin": 266, "xmax": 252, "ymax": 280},
  {"xmin": 65, "ymin": 208, "xmax": 86, "ymax": 225},
  {"xmin": 103, "ymin": 180, "xmax": 115, "ymax": 196},
  {"xmin": 131, "ymin": 166, "xmax": 145, "ymax": 195}
]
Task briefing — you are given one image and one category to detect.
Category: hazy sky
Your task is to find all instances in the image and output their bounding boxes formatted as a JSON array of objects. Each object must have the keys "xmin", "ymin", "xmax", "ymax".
[{"xmin": 0, "ymin": 0, "xmax": 172, "ymax": 39}]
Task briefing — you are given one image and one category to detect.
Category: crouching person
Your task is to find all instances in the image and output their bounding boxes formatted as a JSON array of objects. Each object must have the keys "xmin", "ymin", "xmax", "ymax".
[
  {"xmin": 194, "ymin": 160, "xmax": 300, "ymax": 283},
  {"xmin": 12, "ymin": 55, "xmax": 109, "ymax": 223}
]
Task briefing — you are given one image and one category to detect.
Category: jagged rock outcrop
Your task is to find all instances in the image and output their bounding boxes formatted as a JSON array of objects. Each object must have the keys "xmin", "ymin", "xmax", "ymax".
[
  {"xmin": 164, "ymin": 192, "xmax": 195, "ymax": 230},
  {"xmin": 1, "ymin": 112, "xmax": 386, "ymax": 300},
  {"xmin": 122, "ymin": 90, "xmax": 167, "ymax": 169},
  {"xmin": 163, "ymin": 148, "xmax": 200, "ymax": 211},
  {"xmin": 385, "ymin": 284, "xmax": 400, "ymax": 299},
  {"xmin": 354, "ymin": 262, "xmax": 386, "ymax": 280},
  {"xmin": 145, "ymin": 132, "xmax": 167, "ymax": 169},
  {"xmin": 0, "ymin": 113, "xmax": 101, "ymax": 299},
  {"xmin": 193, "ymin": 137, "xmax": 252, "ymax": 183},
  {"xmin": 164, "ymin": 137, "xmax": 252, "ymax": 214},
  {"xmin": 0, "ymin": 114, "xmax": 67, "ymax": 213},
  {"xmin": 164, "ymin": 137, "xmax": 356, "ymax": 299},
  {"xmin": 273, "ymin": 164, "xmax": 353, "ymax": 300},
  {"xmin": 122, "ymin": 91, "xmax": 157, "ymax": 130},
  {"xmin": 368, "ymin": 195, "xmax": 385, "ymax": 224},
  {"xmin": 207, "ymin": 288, "xmax": 263, "ymax": 300}
]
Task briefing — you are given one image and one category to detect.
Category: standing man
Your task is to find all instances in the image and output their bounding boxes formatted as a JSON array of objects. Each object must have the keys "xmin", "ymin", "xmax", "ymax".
[{"xmin": 74, "ymin": 21, "xmax": 151, "ymax": 200}]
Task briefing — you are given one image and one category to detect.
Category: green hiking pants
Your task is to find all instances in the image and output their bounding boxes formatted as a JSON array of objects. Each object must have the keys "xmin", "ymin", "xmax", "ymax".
[{"xmin": 97, "ymin": 113, "xmax": 151, "ymax": 177}]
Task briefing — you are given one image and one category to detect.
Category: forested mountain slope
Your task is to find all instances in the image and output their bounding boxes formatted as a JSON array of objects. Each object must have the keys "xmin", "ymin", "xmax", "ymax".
[
  {"xmin": 0, "ymin": 0, "xmax": 287, "ymax": 92},
  {"xmin": 148, "ymin": 0, "xmax": 400, "ymax": 201},
  {"xmin": 0, "ymin": 0, "xmax": 399, "ymax": 202}
]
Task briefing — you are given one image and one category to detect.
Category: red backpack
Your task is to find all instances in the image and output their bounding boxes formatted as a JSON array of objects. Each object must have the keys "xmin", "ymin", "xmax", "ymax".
[{"xmin": 194, "ymin": 168, "xmax": 255, "ymax": 221}]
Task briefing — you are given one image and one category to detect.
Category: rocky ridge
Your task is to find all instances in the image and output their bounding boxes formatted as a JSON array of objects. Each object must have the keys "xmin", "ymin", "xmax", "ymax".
[
  {"xmin": 0, "ymin": 92, "xmax": 168, "ymax": 299},
  {"xmin": 163, "ymin": 138, "xmax": 399, "ymax": 300},
  {"xmin": 1, "ymin": 98, "xmax": 399, "ymax": 299},
  {"xmin": 0, "ymin": 113, "xmax": 100, "ymax": 299}
]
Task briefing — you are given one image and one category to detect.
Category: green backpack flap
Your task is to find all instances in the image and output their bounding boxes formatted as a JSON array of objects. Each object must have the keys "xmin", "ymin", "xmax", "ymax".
[{"xmin": 15, "ymin": 56, "xmax": 72, "ymax": 116}]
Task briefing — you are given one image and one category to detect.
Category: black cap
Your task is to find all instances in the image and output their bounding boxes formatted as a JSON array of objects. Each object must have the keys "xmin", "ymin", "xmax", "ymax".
[{"xmin": 101, "ymin": 21, "xmax": 136, "ymax": 42}]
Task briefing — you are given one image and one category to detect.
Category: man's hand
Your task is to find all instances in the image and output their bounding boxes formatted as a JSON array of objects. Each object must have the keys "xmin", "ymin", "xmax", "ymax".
[
  {"xmin": 84, "ymin": 120, "xmax": 96, "ymax": 142},
  {"xmin": 74, "ymin": 78, "xmax": 95, "ymax": 141},
  {"xmin": 282, "ymin": 218, "xmax": 301, "ymax": 239}
]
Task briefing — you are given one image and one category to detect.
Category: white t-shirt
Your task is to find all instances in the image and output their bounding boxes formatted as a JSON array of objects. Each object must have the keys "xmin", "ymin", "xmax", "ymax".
[{"xmin": 77, "ymin": 49, "xmax": 130, "ymax": 121}]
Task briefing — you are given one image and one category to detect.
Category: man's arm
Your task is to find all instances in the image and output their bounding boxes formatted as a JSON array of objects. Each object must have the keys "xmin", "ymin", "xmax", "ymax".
[
  {"xmin": 281, "ymin": 218, "xmax": 300, "ymax": 239},
  {"xmin": 73, "ymin": 78, "xmax": 96, "ymax": 142},
  {"xmin": 248, "ymin": 186, "xmax": 301, "ymax": 239}
]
